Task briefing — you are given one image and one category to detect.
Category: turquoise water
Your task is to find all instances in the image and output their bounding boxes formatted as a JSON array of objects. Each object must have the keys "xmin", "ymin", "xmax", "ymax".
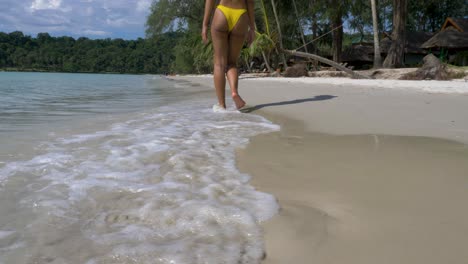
[
  {"xmin": 0, "ymin": 72, "xmax": 161, "ymax": 124},
  {"xmin": 0, "ymin": 72, "xmax": 169, "ymax": 160},
  {"xmin": 0, "ymin": 72, "xmax": 279, "ymax": 263}
]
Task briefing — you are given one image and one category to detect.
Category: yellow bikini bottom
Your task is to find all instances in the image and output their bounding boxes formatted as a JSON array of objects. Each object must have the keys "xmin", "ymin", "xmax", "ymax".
[{"xmin": 217, "ymin": 5, "xmax": 247, "ymax": 32}]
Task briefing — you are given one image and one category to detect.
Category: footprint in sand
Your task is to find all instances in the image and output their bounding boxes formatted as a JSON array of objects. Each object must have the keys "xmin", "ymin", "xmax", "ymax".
[{"xmin": 104, "ymin": 213, "xmax": 139, "ymax": 225}]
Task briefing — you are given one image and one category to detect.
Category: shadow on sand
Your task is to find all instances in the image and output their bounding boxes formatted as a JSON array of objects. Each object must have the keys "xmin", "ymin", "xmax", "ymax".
[{"xmin": 240, "ymin": 95, "xmax": 337, "ymax": 113}]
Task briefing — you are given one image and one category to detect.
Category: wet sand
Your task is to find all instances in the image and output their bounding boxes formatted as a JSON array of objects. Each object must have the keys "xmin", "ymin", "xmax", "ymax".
[
  {"xmin": 171, "ymin": 76, "xmax": 468, "ymax": 263},
  {"xmin": 238, "ymin": 115, "xmax": 468, "ymax": 264}
]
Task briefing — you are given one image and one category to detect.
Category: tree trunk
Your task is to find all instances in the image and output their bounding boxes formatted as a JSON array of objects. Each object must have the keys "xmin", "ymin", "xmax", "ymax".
[
  {"xmin": 311, "ymin": 8, "xmax": 318, "ymax": 70},
  {"xmin": 292, "ymin": 0, "xmax": 308, "ymax": 53},
  {"xmin": 383, "ymin": 0, "xmax": 407, "ymax": 68},
  {"xmin": 262, "ymin": 51, "xmax": 273, "ymax": 72},
  {"xmin": 259, "ymin": 0, "xmax": 270, "ymax": 35},
  {"xmin": 331, "ymin": 0, "xmax": 343, "ymax": 62},
  {"xmin": 270, "ymin": 0, "xmax": 288, "ymax": 69},
  {"xmin": 371, "ymin": 0, "xmax": 382, "ymax": 68},
  {"xmin": 312, "ymin": 12, "xmax": 318, "ymax": 41},
  {"xmin": 282, "ymin": 49, "xmax": 371, "ymax": 79},
  {"xmin": 244, "ymin": 57, "xmax": 252, "ymax": 72}
]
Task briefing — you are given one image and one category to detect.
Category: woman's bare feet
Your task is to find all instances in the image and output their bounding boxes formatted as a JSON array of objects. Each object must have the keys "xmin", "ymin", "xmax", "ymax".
[{"xmin": 232, "ymin": 94, "xmax": 246, "ymax": 109}]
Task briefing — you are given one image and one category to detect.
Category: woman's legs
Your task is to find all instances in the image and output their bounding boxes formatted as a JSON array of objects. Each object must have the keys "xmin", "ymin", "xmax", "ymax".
[
  {"xmin": 211, "ymin": 9, "xmax": 248, "ymax": 109},
  {"xmin": 211, "ymin": 9, "xmax": 229, "ymax": 108},
  {"xmin": 227, "ymin": 14, "xmax": 249, "ymax": 109}
]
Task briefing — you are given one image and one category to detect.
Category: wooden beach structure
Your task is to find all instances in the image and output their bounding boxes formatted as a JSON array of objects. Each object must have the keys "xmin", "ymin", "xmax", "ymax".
[
  {"xmin": 340, "ymin": 35, "xmax": 374, "ymax": 69},
  {"xmin": 341, "ymin": 44, "xmax": 374, "ymax": 69},
  {"xmin": 421, "ymin": 18, "xmax": 468, "ymax": 66},
  {"xmin": 341, "ymin": 32, "xmax": 433, "ymax": 69}
]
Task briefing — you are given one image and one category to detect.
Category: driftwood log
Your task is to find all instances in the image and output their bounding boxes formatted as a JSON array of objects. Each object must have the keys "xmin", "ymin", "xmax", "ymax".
[
  {"xmin": 282, "ymin": 49, "xmax": 371, "ymax": 79},
  {"xmin": 284, "ymin": 63, "xmax": 308, "ymax": 77},
  {"xmin": 400, "ymin": 54, "xmax": 449, "ymax": 80}
]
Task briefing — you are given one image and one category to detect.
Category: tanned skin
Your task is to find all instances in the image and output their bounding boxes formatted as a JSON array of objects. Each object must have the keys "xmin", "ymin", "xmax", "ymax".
[{"xmin": 202, "ymin": 0, "xmax": 255, "ymax": 109}]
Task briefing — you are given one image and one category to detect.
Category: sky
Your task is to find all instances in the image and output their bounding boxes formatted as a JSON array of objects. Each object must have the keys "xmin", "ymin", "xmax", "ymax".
[{"xmin": 0, "ymin": 0, "xmax": 153, "ymax": 39}]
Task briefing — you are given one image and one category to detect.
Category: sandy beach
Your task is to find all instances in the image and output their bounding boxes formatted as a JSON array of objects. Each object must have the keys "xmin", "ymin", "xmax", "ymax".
[{"xmin": 171, "ymin": 75, "xmax": 468, "ymax": 264}]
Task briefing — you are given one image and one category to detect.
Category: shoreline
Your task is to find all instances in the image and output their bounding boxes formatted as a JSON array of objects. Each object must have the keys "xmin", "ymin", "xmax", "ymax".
[
  {"xmin": 0, "ymin": 69, "xmax": 158, "ymax": 75},
  {"xmin": 170, "ymin": 75, "xmax": 468, "ymax": 263},
  {"xmin": 175, "ymin": 74, "xmax": 468, "ymax": 93},
  {"xmin": 169, "ymin": 75, "xmax": 468, "ymax": 144}
]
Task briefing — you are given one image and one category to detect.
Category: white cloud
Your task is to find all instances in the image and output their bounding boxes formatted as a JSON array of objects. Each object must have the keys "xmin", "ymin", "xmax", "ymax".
[
  {"xmin": 106, "ymin": 17, "xmax": 131, "ymax": 27},
  {"xmin": 2, "ymin": 0, "xmax": 153, "ymax": 39},
  {"xmin": 83, "ymin": 29, "xmax": 110, "ymax": 36},
  {"xmin": 136, "ymin": 0, "xmax": 152, "ymax": 12},
  {"xmin": 31, "ymin": 0, "xmax": 62, "ymax": 11}
]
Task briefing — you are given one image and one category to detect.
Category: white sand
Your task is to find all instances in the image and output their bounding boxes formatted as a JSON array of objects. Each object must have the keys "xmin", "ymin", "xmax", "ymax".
[
  {"xmin": 249, "ymin": 76, "xmax": 468, "ymax": 94},
  {"xmin": 170, "ymin": 75, "xmax": 468, "ymax": 264},
  {"xmin": 171, "ymin": 75, "xmax": 468, "ymax": 144}
]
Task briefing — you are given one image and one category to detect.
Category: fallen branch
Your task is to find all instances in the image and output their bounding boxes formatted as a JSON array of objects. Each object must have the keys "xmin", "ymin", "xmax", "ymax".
[{"xmin": 282, "ymin": 49, "xmax": 372, "ymax": 79}]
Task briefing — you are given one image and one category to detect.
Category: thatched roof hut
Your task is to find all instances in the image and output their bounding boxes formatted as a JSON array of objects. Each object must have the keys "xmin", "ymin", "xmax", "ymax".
[
  {"xmin": 421, "ymin": 28, "xmax": 468, "ymax": 50},
  {"xmin": 341, "ymin": 44, "xmax": 373, "ymax": 63},
  {"xmin": 421, "ymin": 18, "xmax": 468, "ymax": 50},
  {"xmin": 405, "ymin": 32, "xmax": 435, "ymax": 53},
  {"xmin": 441, "ymin": 17, "xmax": 468, "ymax": 32},
  {"xmin": 381, "ymin": 32, "xmax": 433, "ymax": 54}
]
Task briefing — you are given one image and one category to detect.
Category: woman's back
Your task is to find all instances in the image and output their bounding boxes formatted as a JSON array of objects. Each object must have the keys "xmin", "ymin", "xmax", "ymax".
[{"xmin": 219, "ymin": 0, "xmax": 247, "ymax": 9}]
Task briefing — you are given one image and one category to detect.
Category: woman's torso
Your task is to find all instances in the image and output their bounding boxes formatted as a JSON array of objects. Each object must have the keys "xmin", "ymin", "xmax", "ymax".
[{"xmin": 218, "ymin": 0, "xmax": 247, "ymax": 9}]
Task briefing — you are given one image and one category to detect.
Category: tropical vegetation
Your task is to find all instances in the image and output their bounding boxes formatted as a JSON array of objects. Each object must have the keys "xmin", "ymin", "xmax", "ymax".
[
  {"xmin": 0, "ymin": 31, "xmax": 181, "ymax": 74},
  {"xmin": 0, "ymin": 0, "xmax": 466, "ymax": 74}
]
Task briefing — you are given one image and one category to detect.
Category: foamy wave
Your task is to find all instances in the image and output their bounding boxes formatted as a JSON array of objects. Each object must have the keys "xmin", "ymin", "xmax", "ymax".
[{"xmin": 0, "ymin": 98, "xmax": 280, "ymax": 263}]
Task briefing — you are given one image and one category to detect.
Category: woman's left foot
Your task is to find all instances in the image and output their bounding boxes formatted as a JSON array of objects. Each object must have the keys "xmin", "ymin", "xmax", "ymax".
[{"xmin": 232, "ymin": 94, "xmax": 246, "ymax": 109}]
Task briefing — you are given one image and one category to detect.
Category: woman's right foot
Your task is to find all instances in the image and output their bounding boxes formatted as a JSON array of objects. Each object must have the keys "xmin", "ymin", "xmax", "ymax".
[
  {"xmin": 212, "ymin": 104, "xmax": 226, "ymax": 112},
  {"xmin": 232, "ymin": 94, "xmax": 246, "ymax": 110}
]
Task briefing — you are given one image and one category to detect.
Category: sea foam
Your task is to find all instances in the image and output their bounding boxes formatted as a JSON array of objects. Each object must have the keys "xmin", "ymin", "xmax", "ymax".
[{"xmin": 0, "ymin": 92, "xmax": 280, "ymax": 263}]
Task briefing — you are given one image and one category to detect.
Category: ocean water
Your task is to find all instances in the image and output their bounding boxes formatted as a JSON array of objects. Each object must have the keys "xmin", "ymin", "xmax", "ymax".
[{"xmin": 0, "ymin": 72, "xmax": 279, "ymax": 263}]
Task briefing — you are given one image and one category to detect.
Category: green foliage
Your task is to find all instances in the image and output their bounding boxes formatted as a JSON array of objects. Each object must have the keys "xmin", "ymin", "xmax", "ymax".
[
  {"xmin": 3, "ymin": 0, "xmax": 465, "ymax": 74},
  {"xmin": 145, "ymin": 0, "xmax": 205, "ymax": 37},
  {"xmin": 408, "ymin": 0, "xmax": 467, "ymax": 32},
  {"xmin": 315, "ymin": 43, "xmax": 332, "ymax": 57},
  {"xmin": 192, "ymin": 40, "xmax": 214, "ymax": 73},
  {"xmin": 171, "ymin": 32, "xmax": 213, "ymax": 74},
  {"xmin": 5, "ymin": 0, "xmax": 464, "ymax": 74},
  {"xmin": 249, "ymin": 32, "xmax": 275, "ymax": 57},
  {"xmin": 146, "ymin": 0, "xmax": 179, "ymax": 37},
  {"xmin": 347, "ymin": 0, "xmax": 372, "ymax": 35},
  {"xmin": 0, "ymin": 31, "xmax": 183, "ymax": 74},
  {"xmin": 453, "ymin": 51, "xmax": 468, "ymax": 66},
  {"xmin": 145, "ymin": 0, "xmax": 210, "ymax": 73}
]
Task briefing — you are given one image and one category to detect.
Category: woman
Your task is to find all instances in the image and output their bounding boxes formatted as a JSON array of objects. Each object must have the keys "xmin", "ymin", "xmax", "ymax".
[{"xmin": 202, "ymin": 0, "xmax": 255, "ymax": 110}]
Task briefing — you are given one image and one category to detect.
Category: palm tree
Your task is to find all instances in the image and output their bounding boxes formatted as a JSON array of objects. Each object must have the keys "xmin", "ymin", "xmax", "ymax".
[
  {"xmin": 249, "ymin": 32, "xmax": 275, "ymax": 72},
  {"xmin": 270, "ymin": 0, "xmax": 288, "ymax": 68},
  {"xmin": 292, "ymin": 0, "xmax": 308, "ymax": 53},
  {"xmin": 247, "ymin": 0, "xmax": 276, "ymax": 72},
  {"xmin": 371, "ymin": 0, "xmax": 382, "ymax": 68}
]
